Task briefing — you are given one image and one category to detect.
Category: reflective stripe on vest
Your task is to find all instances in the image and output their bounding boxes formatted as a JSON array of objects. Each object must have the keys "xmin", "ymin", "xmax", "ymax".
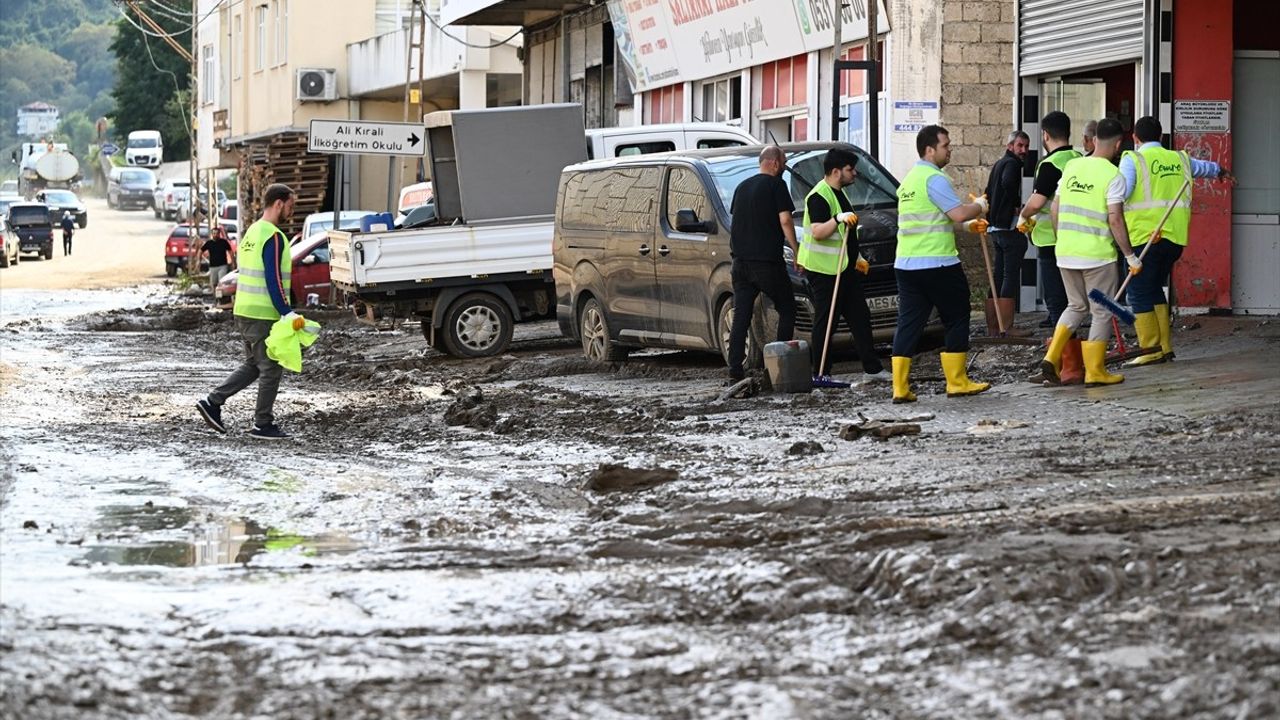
[
  {"xmin": 1055, "ymin": 157, "xmax": 1120, "ymax": 261},
  {"xmin": 1123, "ymin": 147, "xmax": 1193, "ymax": 247},
  {"xmin": 233, "ymin": 219, "xmax": 292, "ymax": 320},
  {"xmin": 895, "ymin": 164, "xmax": 956, "ymax": 259},
  {"xmin": 1031, "ymin": 148, "xmax": 1083, "ymax": 247},
  {"xmin": 798, "ymin": 180, "xmax": 849, "ymax": 275}
]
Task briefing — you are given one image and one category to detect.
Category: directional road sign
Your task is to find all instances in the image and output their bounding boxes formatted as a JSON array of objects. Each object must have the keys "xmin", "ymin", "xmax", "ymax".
[{"xmin": 307, "ymin": 119, "xmax": 426, "ymax": 157}]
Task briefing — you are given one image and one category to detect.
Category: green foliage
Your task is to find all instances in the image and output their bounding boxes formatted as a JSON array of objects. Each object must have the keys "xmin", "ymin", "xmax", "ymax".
[
  {"xmin": 108, "ymin": 3, "xmax": 193, "ymax": 162},
  {"xmin": 0, "ymin": 0, "xmax": 117, "ymax": 180}
]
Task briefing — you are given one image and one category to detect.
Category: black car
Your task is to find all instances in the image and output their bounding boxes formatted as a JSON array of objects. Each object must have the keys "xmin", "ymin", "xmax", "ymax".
[
  {"xmin": 107, "ymin": 168, "xmax": 157, "ymax": 210},
  {"xmin": 6, "ymin": 202, "xmax": 55, "ymax": 260},
  {"xmin": 36, "ymin": 189, "xmax": 87, "ymax": 228}
]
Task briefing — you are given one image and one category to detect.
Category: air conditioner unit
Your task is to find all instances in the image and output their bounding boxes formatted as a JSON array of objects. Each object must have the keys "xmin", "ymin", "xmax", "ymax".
[{"xmin": 296, "ymin": 68, "xmax": 338, "ymax": 102}]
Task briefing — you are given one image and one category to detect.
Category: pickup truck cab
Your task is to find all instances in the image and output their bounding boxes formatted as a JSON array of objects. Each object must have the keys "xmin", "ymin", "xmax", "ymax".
[
  {"xmin": 553, "ymin": 142, "xmax": 910, "ymax": 366},
  {"xmin": 154, "ymin": 180, "xmax": 190, "ymax": 221},
  {"xmin": 5, "ymin": 202, "xmax": 55, "ymax": 260}
]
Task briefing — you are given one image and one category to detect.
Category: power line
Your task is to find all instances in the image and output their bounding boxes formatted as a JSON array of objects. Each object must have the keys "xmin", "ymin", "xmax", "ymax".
[{"xmin": 425, "ymin": 10, "xmax": 521, "ymax": 49}]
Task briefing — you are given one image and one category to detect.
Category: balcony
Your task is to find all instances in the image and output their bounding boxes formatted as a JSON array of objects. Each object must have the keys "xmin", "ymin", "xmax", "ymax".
[{"xmin": 346, "ymin": 17, "xmax": 519, "ymax": 100}]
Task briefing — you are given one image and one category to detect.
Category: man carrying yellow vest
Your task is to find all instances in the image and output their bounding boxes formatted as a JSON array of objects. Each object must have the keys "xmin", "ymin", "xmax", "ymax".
[
  {"xmin": 800, "ymin": 147, "xmax": 886, "ymax": 384},
  {"xmin": 890, "ymin": 125, "xmax": 992, "ymax": 403},
  {"xmin": 1016, "ymin": 111, "xmax": 1082, "ymax": 329},
  {"xmin": 1119, "ymin": 116, "xmax": 1235, "ymax": 366},
  {"xmin": 197, "ymin": 183, "xmax": 299, "ymax": 440},
  {"xmin": 1041, "ymin": 119, "xmax": 1142, "ymax": 387}
]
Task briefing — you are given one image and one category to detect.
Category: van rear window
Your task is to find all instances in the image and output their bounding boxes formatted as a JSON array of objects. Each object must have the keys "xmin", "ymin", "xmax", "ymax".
[
  {"xmin": 7, "ymin": 207, "xmax": 48, "ymax": 225},
  {"xmin": 696, "ymin": 138, "xmax": 747, "ymax": 149},
  {"xmin": 616, "ymin": 141, "xmax": 675, "ymax": 157}
]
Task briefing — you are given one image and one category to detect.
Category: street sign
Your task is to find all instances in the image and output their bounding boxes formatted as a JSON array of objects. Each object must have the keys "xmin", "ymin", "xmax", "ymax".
[{"xmin": 307, "ymin": 119, "xmax": 426, "ymax": 157}]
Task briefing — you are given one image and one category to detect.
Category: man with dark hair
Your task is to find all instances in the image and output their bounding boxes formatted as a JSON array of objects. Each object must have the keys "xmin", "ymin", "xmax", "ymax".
[
  {"xmin": 197, "ymin": 183, "xmax": 299, "ymax": 440},
  {"xmin": 890, "ymin": 125, "xmax": 992, "ymax": 403},
  {"xmin": 726, "ymin": 146, "xmax": 799, "ymax": 381},
  {"xmin": 1016, "ymin": 111, "xmax": 1082, "ymax": 328},
  {"xmin": 1118, "ymin": 116, "xmax": 1234, "ymax": 366},
  {"xmin": 799, "ymin": 147, "xmax": 886, "ymax": 384},
  {"xmin": 982, "ymin": 130, "xmax": 1031, "ymax": 337},
  {"xmin": 1040, "ymin": 119, "xmax": 1141, "ymax": 387}
]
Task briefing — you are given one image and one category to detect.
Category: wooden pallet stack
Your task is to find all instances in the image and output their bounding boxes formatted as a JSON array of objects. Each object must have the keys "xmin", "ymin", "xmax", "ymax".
[{"xmin": 236, "ymin": 132, "xmax": 329, "ymax": 237}]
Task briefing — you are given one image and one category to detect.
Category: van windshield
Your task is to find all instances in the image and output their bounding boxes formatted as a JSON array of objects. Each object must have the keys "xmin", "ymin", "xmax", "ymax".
[
  {"xmin": 128, "ymin": 137, "xmax": 159, "ymax": 148},
  {"xmin": 120, "ymin": 170, "xmax": 155, "ymax": 184},
  {"xmin": 705, "ymin": 148, "xmax": 899, "ymax": 214}
]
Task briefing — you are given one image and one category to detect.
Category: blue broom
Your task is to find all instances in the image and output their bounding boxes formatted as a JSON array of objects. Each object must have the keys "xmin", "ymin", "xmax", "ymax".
[{"xmin": 1089, "ymin": 179, "xmax": 1190, "ymax": 325}]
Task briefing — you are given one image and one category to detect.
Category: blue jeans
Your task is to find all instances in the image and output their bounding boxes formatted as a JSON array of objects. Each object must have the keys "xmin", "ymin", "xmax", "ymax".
[{"xmin": 1127, "ymin": 241, "xmax": 1183, "ymax": 313}]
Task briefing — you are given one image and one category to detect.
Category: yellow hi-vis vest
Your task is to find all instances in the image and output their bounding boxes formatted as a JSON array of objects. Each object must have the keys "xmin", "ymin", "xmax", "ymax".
[
  {"xmin": 1055, "ymin": 157, "xmax": 1121, "ymax": 262},
  {"xmin": 1123, "ymin": 145, "xmax": 1193, "ymax": 247},
  {"xmin": 1031, "ymin": 148, "xmax": 1083, "ymax": 247},
  {"xmin": 233, "ymin": 219, "xmax": 292, "ymax": 321},
  {"xmin": 799, "ymin": 180, "xmax": 850, "ymax": 275},
  {"xmin": 896, "ymin": 163, "xmax": 957, "ymax": 259}
]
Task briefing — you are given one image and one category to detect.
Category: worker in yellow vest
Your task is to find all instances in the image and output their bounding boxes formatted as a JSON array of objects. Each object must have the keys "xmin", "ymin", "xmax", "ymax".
[
  {"xmin": 1040, "ymin": 119, "xmax": 1142, "ymax": 387},
  {"xmin": 1120, "ymin": 116, "xmax": 1235, "ymax": 366},
  {"xmin": 799, "ymin": 147, "xmax": 886, "ymax": 385},
  {"xmin": 197, "ymin": 183, "xmax": 299, "ymax": 440},
  {"xmin": 890, "ymin": 125, "xmax": 992, "ymax": 403},
  {"xmin": 1016, "ymin": 112, "xmax": 1082, "ymax": 329}
]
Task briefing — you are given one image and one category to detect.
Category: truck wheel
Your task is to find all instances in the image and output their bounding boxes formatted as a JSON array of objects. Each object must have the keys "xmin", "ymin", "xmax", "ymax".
[
  {"xmin": 107, "ymin": 195, "xmax": 115, "ymax": 210},
  {"xmin": 0, "ymin": 253, "xmax": 9, "ymax": 268},
  {"xmin": 441, "ymin": 292, "xmax": 513, "ymax": 358},
  {"xmin": 580, "ymin": 297, "xmax": 628, "ymax": 362},
  {"xmin": 165, "ymin": 264, "xmax": 177, "ymax": 277},
  {"xmin": 153, "ymin": 205, "xmax": 161, "ymax": 219},
  {"xmin": 78, "ymin": 214, "xmax": 87, "ymax": 229},
  {"xmin": 43, "ymin": 246, "xmax": 52, "ymax": 261},
  {"xmin": 717, "ymin": 296, "xmax": 764, "ymax": 370}
]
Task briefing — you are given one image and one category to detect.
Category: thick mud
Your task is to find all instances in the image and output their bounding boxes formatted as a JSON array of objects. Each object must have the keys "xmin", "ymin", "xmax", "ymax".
[{"xmin": 1, "ymin": 291, "xmax": 1277, "ymax": 719}]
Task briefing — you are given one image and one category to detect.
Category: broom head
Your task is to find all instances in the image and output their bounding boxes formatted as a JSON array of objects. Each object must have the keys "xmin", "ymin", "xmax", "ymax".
[{"xmin": 1088, "ymin": 288, "xmax": 1136, "ymax": 325}]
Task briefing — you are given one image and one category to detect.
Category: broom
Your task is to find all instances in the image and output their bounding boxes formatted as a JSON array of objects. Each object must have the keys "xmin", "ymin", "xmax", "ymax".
[
  {"xmin": 812, "ymin": 217, "xmax": 853, "ymax": 389},
  {"xmin": 1088, "ymin": 179, "xmax": 1190, "ymax": 325}
]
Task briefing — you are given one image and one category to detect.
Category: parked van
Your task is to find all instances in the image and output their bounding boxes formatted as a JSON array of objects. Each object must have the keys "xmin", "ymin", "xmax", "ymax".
[
  {"xmin": 553, "ymin": 142, "xmax": 914, "ymax": 366},
  {"xmin": 125, "ymin": 130, "xmax": 163, "ymax": 168},
  {"xmin": 585, "ymin": 123, "xmax": 756, "ymax": 160}
]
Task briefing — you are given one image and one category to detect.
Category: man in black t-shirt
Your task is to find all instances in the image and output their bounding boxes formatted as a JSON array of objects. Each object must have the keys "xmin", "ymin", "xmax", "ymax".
[
  {"xmin": 201, "ymin": 227, "xmax": 235, "ymax": 297},
  {"xmin": 726, "ymin": 145, "xmax": 798, "ymax": 381},
  {"xmin": 60, "ymin": 212, "xmax": 75, "ymax": 256}
]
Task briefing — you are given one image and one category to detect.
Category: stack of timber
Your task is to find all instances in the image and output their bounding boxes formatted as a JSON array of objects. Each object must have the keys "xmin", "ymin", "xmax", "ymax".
[{"xmin": 237, "ymin": 132, "xmax": 329, "ymax": 238}]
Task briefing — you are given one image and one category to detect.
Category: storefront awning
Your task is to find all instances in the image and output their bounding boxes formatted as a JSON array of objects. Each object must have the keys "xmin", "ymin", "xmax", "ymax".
[{"xmin": 440, "ymin": 0, "xmax": 581, "ymax": 27}]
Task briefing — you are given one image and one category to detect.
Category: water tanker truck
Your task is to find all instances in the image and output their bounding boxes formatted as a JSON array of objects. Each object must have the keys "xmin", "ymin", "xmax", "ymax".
[{"xmin": 12, "ymin": 142, "xmax": 82, "ymax": 198}]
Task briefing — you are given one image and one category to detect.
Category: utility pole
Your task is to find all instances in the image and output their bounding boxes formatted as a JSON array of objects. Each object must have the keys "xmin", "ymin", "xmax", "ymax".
[
  {"xmin": 830, "ymin": 0, "xmax": 842, "ymax": 142},
  {"xmin": 868, "ymin": 0, "xmax": 879, "ymax": 160}
]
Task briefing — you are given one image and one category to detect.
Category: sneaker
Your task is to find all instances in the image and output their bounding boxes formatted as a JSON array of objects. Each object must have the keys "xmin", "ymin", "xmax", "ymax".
[
  {"xmin": 248, "ymin": 423, "xmax": 291, "ymax": 441},
  {"xmin": 197, "ymin": 399, "xmax": 226, "ymax": 434},
  {"xmin": 860, "ymin": 370, "xmax": 891, "ymax": 384}
]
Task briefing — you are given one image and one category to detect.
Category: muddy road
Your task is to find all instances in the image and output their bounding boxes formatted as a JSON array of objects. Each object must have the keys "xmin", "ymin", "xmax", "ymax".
[{"xmin": 1, "ymin": 290, "xmax": 1277, "ymax": 719}]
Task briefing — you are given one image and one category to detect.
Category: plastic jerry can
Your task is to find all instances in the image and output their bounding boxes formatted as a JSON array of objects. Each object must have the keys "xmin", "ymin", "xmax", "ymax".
[{"xmin": 763, "ymin": 340, "xmax": 812, "ymax": 393}]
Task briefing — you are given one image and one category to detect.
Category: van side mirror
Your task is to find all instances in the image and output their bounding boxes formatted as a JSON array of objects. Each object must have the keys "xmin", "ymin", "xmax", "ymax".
[{"xmin": 675, "ymin": 208, "xmax": 716, "ymax": 234}]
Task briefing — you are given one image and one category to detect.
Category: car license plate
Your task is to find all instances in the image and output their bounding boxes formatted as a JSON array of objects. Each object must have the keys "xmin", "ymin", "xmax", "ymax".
[{"xmin": 868, "ymin": 295, "xmax": 899, "ymax": 312}]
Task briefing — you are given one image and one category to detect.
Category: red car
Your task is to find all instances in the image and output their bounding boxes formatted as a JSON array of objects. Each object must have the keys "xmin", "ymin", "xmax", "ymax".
[{"xmin": 215, "ymin": 232, "xmax": 331, "ymax": 308}]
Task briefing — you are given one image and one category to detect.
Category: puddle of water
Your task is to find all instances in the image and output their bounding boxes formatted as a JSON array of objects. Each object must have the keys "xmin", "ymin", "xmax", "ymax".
[
  {"xmin": 0, "ymin": 288, "xmax": 163, "ymax": 325},
  {"xmin": 78, "ymin": 517, "xmax": 359, "ymax": 568}
]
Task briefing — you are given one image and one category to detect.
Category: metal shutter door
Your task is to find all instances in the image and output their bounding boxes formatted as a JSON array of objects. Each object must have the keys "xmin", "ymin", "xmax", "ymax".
[{"xmin": 1019, "ymin": 0, "xmax": 1146, "ymax": 77}]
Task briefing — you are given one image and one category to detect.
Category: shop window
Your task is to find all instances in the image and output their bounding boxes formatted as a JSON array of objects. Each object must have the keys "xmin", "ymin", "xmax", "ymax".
[
  {"xmin": 792, "ymin": 116, "xmax": 808, "ymax": 142},
  {"xmin": 646, "ymin": 84, "xmax": 684, "ymax": 124},
  {"xmin": 761, "ymin": 54, "xmax": 808, "ymax": 111},
  {"xmin": 665, "ymin": 167, "xmax": 712, "ymax": 231},
  {"xmin": 700, "ymin": 76, "xmax": 742, "ymax": 122},
  {"xmin": 1041, "ymin": 79, "xmax": 1106, "ymax": 134},
  {"xmin": 839, "ymin": 42, "xmax": 885, "ymax": 99}
]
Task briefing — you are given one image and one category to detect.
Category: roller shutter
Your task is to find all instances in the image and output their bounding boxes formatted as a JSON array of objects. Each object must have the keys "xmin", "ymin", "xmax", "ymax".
[{"xmin": 1019, "ymin": 0, "xmax": 1146, "ymax": 77}]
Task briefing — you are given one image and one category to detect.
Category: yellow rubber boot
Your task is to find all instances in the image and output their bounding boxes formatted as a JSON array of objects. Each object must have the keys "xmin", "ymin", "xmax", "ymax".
[
  {"xmin": 941, "ymin": 352, "xmax": 991, "ymax": 397},
  {"xmin": 1038, "ymin": 324, "xmax": 1075, "ymax": 384},
  {"xmin": 1127, "ymin": 310, "xmax": 1166, "ymax": 366},
  {"xmin": 1155, "ymin": 303, "xmax": 1174, "ymax": 361},
  {"xmin": 1083, "ymin": 340, "xmax": 1124, "ymax": 386},
  {"xmin": 891, "ymin": 356, "xmax": 916, "ymax": 404}
]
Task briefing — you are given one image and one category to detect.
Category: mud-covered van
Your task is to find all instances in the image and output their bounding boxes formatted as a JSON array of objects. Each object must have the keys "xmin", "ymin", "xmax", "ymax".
[{"xmin": 553, "ymin": 142, "xmax": 918, "ymax": 366}]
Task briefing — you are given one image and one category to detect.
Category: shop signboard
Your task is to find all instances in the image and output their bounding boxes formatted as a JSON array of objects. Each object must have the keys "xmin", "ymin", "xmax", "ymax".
[{"xmin": 796, "ymin": 0, "xmax": 891, "ymax": 52}]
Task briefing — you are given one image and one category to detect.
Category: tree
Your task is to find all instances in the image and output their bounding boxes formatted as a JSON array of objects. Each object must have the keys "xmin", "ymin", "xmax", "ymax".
[{"xmin": 108, "ymin": 3, "xmax": 193, "ymax": 161}]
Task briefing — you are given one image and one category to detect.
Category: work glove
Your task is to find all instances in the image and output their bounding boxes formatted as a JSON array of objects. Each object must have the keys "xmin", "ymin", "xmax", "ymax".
[
  {"xmin": 284, "ymin": 311, "xmax": 306, "ymax": 331},
  {"xmin": 1017, "ymin": 216, "xmax": 1036, "ymax": 235},
  {"xmin": 1125, "ymin": 254, "xmax": 1143, "ymax": 276},
  {"xmin": 964, "ymin": 218, "xmax": 989, "ymax": 234},
  {"xmin": 854, "ymin": 255, "xmax": 870, "ymax": 275},
  {"xmin": 969, "ymin": 193, "xmax": 989, "ymax": 215},
  {"xmin": 836, "ymin": 211, "xmax": 858, "ymax": 226}
]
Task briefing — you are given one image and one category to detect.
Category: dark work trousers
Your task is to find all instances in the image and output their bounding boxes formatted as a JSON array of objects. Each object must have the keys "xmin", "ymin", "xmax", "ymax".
[
  {"xmin": 989, "ymin": 230, "xmax": 1026, "ymax": 299},
  {"xmin": 62, "ymin": 230, "xmax": 73, "ymax": 256},
  {"xmin": 728, "ymin": 258, "xmax": 796, "ymax": 373},
  {"xmin": 1127, "ymin": 240, "xmax": 1183, "ymax": 313},
  {"xmin": 208, "ymin": 317, "xmax": 284, "ymax": 427},
  {"xmin": 1038, "ymin": 244, "xmax": 1068, "ymax": 323},
  {"xmin": 807, "ymin": 267, "xmax": 884, "ymax": 375},
  {"xmin": 892, "ymin": 263, "xmax": 972, "ymax": 357}
]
